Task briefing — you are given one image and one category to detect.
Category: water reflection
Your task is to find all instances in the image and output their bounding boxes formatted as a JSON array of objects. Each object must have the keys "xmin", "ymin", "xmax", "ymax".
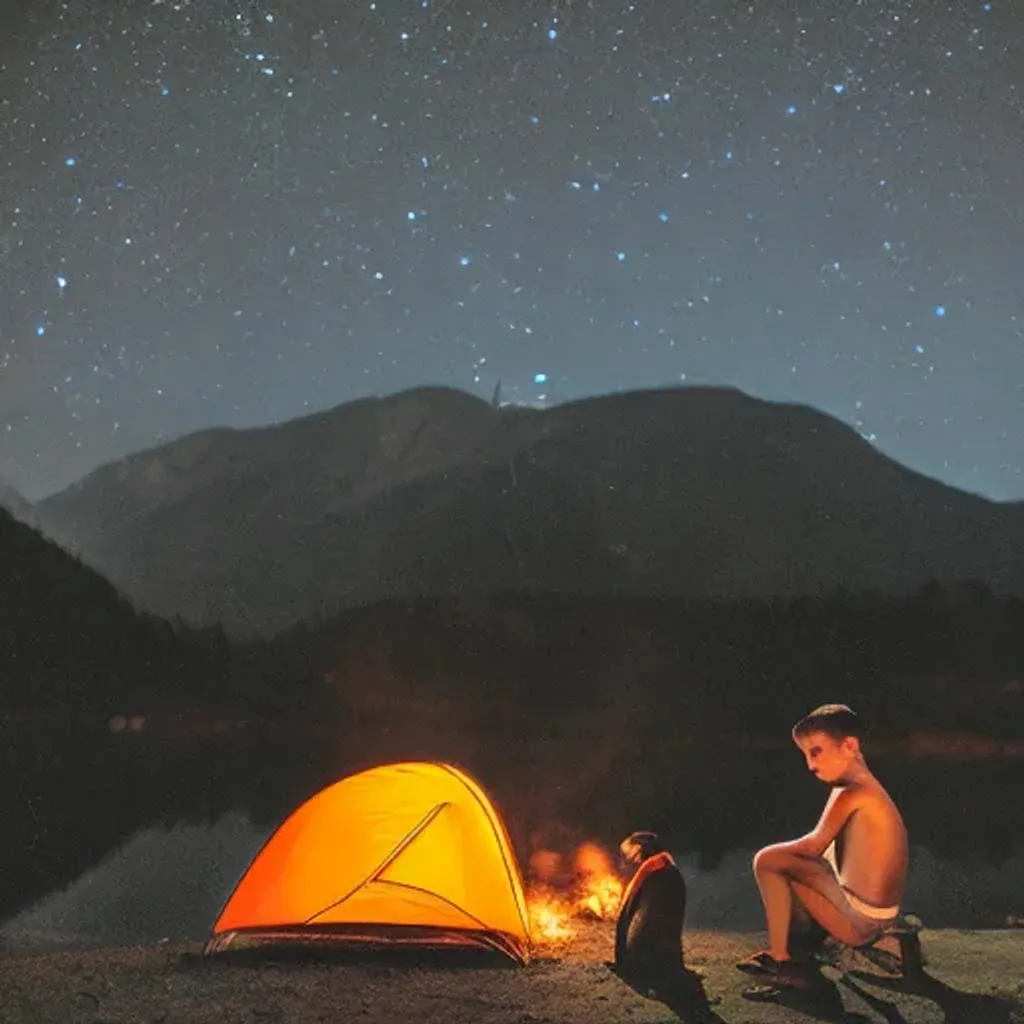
[
  {"xmin": 3, "ymin": 715, "xmax": 1023, "ymax": 951},
  {"xmin": 3, "ymin": 813, "xmax": 1022, "ymax": 951}
]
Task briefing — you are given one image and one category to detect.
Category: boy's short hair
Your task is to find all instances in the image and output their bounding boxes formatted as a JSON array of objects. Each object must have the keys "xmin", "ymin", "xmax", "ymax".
[{"xmin": 792, "ymin": 703, "xmax": 863, "ymax": 742}]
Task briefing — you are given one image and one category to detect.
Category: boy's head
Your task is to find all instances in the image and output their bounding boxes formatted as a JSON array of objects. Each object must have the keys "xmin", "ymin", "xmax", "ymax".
[{"xmin": 791, "ymin": 703, "xmax": 864, "ymax": 784}]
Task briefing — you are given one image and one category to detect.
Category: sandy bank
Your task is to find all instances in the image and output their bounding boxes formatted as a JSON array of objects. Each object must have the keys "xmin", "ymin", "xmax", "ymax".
[{"xmin": 1, "ymin": 923, "xmax": 1022, "ymax": 1023}]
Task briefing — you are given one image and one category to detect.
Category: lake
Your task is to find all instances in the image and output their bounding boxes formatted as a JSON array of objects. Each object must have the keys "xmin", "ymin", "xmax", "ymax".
[{"xmin": 4, "ymin": 754, "xmax": 1023, "ymax": 951}]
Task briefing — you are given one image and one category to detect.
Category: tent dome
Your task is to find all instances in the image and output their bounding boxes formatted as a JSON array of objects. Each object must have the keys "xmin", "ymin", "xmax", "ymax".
[{"xmin": 205, "ymin": 762, "xmax": 531, "ymax": 964}]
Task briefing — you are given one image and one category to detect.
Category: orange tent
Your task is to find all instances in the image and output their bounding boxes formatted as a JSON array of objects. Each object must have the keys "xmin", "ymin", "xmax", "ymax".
[{"xmin": 205, "ymin": 762, "xmax": 532, "ymax": 964}]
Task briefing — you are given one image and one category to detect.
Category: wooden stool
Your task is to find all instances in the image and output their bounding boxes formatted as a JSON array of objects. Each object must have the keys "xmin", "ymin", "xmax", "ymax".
[{"xmin": 856, "ymin": 915, "xmax": 925, "ymax": 979}]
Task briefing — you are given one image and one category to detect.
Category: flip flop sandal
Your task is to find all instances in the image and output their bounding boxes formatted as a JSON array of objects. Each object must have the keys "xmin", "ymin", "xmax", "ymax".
[
  {"xmin": 734, "ymin": 950, "xmax": 782, "ymax": 974},
  {"xmin": 741, "ymin": 983, "xmax": 786, "ymax": 1001},
  {"xmin": 742, "ymin": 965, "xmax": 815, "ymax": 999},
  {"xmin": 736, "ymin": 952, "xmax": 814, "ymax": 989}
]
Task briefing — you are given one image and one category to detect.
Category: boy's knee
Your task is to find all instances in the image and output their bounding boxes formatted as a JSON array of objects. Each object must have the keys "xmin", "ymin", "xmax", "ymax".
[
  {"xmin": 753, "ymin": 844, "xmax": 812, "ymax": 877},
  {"xmin": 752, "ymin": 846, "xmax": 777, "ymax": 874}
]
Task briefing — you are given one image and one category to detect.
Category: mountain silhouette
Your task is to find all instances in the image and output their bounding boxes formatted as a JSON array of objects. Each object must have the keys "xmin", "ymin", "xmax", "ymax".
[
  {"xmin": 0, "ymin": 479, "xmax": 31, "ymax": 521},
  {"xmin": 0, "ymin": 506, "xmax": 173, "ymax": 712},
  {"xmin": 1, "ymin": 506, "xmax": 274, "ymax": 924},
  {"xmin": 28, "ymin": 385, "xmax": 1024, "ymax": 637}
]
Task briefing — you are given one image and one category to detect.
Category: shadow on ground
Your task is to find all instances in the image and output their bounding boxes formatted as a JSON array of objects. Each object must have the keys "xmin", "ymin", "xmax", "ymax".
[
  {"xmin": 609, "ymin": 962, "xmax": 727, "ymax": 1024},
  {"xmin": 841, "ymin": 967, "xmax": 1017, "ymax": 1024},
  {"xmin": 733, "ymin": 967, "xmax": 1018, "ymax": 1024}
]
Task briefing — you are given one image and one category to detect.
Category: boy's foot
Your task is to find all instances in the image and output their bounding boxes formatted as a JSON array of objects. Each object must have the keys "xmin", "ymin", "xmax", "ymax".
[
  {"xmin": 734, "ymin": 950, "xmax": 781, "ymax": 974},
  {"xmin": 734, "ymin": 951, "xmax": 813, "ymax": 988}
]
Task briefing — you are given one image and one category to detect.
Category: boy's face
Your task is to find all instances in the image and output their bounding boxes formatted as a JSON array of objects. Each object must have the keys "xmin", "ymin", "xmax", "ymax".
[{"xmin": 794, "ymin": 730, "xmax": 859, "ymax": 784}]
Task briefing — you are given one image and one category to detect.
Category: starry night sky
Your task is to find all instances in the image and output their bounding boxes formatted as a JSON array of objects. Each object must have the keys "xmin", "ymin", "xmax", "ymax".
[{"xmin": 1, "ymin": 0, "xmax": 1022, "ymax": 502}]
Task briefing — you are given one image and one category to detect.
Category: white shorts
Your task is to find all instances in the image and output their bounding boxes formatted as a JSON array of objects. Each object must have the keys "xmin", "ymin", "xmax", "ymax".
[{"xmin": 822, "ymin": 843, "xmax": 899, "ymax": 942}]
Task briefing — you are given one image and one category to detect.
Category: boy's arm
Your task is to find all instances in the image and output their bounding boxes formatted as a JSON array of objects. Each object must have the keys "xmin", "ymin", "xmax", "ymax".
[{"xmin": 778, "ymin": 786, "xmax": 860, "ymax": 859}]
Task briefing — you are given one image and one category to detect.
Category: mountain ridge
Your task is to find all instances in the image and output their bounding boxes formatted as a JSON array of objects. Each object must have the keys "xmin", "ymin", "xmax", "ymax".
[
  {"xmin": 0, "ymin": 479, "xmax": 32, "ymax": 520},
  {"xmin": 28, "ymin": 385, "xmax": 1024, "ymax": 636}
]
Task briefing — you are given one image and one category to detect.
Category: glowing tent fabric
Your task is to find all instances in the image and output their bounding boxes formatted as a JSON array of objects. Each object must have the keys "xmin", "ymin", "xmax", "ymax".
[{"xmin": 205, "ymin": 762, "xmax": 532, "ymax": 964}]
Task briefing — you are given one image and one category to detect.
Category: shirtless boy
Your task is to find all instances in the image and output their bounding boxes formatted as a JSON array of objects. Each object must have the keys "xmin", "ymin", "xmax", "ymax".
[{"xmin": 738, "ymin": 703, "xmax": 909, "ymax": 985}]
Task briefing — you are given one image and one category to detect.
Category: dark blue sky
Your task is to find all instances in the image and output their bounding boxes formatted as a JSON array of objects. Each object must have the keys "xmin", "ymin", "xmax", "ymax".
[{"xmin": 1, "ymin": 0, "xmax": 1022, "ymax": 501}]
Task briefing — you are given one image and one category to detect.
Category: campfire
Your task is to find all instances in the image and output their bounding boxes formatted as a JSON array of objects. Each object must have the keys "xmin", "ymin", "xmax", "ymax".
[{"xmin": 525, "ymin": 841, "xmax": 625, "ymax": 953}]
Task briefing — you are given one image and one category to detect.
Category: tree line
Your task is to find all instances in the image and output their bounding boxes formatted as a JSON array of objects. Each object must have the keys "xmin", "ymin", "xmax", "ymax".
[{"xmin": 3, "ymin": 507, "xmax": 1022, "ymax": 742}]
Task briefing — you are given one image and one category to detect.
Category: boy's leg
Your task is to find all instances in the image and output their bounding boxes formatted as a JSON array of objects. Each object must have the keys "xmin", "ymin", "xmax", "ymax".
[
  {"xmin": 788, "ymin": 876, "xmax": 884, "ymax": 948},
  {"xmin": 788, "ymin": 894, "xmax": 829, "ymax": 963},
  {"xmin": 752, "ymin": 844, "xmax": 875, "ymax": 959},
  {"xmin": 752, "ymin": 845, "xmax": 803, "ymax": 961}
]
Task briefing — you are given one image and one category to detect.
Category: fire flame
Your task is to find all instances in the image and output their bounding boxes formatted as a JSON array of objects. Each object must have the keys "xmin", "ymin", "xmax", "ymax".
[
  {"xmin": 526, "ymin": 886, "xmax": 577, "ymax": 947},
  {"xmin": 525, "ymin": 841, "xmax": 625, "ymax": 953},
  {"xmin": 576, "ymin": 873, "xmax": 623, "ymax": 919},
  {"xmin": 573, "ymin": 842, "xmax": 624, "ymax": 919}
]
